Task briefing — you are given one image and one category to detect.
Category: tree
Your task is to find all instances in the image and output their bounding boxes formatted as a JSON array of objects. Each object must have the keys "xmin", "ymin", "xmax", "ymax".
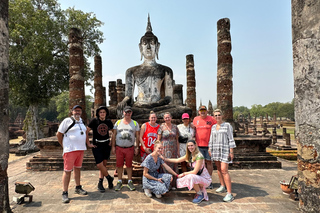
[
  {"xmin": 54, "ymin": 91, "xmax": 93, "ymax": 122},
  {"xmin": 233, "ymin": 106, "xmax": 250, "ymax": 120},
  {"xmin": 250, "ymin": 104, "xmax": 265, "ymax": 118},
  {"xmin": 264, "ymin": 102, "xmax": 281, "ymax": 117},
  {"xmin": 279, "ymin": 99, "xmax": 295, "ymax": 121},
  {"xmin": 0, "ymin": 0, "xmax": 12, "ymax": 212},
  {"xmin": 9, "ymin": 0, "xmax": 104, "ymax": 150}
]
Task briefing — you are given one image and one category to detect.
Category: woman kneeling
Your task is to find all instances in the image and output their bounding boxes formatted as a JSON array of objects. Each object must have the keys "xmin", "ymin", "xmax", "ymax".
[
  {"xmin": 163, "ymin": 139, "xmax": 212, "ymax": 204},
  {"xmin": 141, "ymin": 141, "xmax": 179, "ymax": 198}
]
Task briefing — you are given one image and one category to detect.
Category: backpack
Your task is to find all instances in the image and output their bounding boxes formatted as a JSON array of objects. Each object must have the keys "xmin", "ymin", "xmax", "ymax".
[
  {"xmin": 64, "ymin": 117, "xmax": 76, "ymax": 135},
  {"xmin": 116, "ymin": 119, "xmax": 137, "ymax": 127}
]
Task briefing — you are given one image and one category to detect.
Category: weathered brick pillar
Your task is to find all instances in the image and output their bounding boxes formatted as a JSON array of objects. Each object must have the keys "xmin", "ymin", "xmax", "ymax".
[
  {"xmin": 262, "ymin": 123, "xmax": 267, "ymax": 137},
  {"xmin": 186, "ymin": 54, "xmax": 197, "ymax": 118},
  {"xmin": 273, "ymin": 113, "xmax": 277, "ymax": 122},
  {"xmin": 116, "ymin": 79, "xmax": 125, "ymax": 104},
  {"xmin": 293, "ymin": 0, "xmax": 320, "ymax": 210},
  {"xmin": 208, "ymin": 100, "xmax": 213, "ymax": 116},
  {"xmin": 244, "ymin": 122, "xmax": 248, "ymax": 135},
  {"xmin": 68, "ymin": 28, "xmax": 87, "ymax": 122},
  {"xmin": 266, "ymin": 113, "xmax": 269, "ymax": 123},
  {"xmin": 260, "ymin": 116, "xmax": 263, "ymax": 127},
  {"xmin": 217, "ymin": 18, "xmax": 233, "ymax": 124},
  {"xmin": 172, "ymin": 84, "xmax": 183, "ymax": 105},
  {"xmin": 253, "ymin": 124, "xmax": 257, "ymax": 136},
  {"xmin": 108, "ymin": 81, "xmax": 117, "ymax": 106},
  {"xmin": 94, "ymin": 55, "xmax": 104, "ymax": 114},
  {"xmin": 248, "ymin": 112, "xmax": 251, "ymax": 124},
  {"xmin": 272, "ymin": 127, "xmax": 277, "ymax": 145},
  {"xmin": 282, "ymin": 128, "xmax": 287, "ymax": 138},
  {"xmin": 285, "ymin": 133, "xmax": 291, "ymax": 146},
  {"xmin": 102, "ymin": 86, "xmax": 106, "ymax": 106},
  {"xmin": 253, "ymin": 116, "xmax": 256, "ymax": 125}
]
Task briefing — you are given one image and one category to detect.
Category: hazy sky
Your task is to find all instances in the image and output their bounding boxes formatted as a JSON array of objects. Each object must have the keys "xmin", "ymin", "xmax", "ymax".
[{"xmin": 59, "ymin": 0, "xmax": 293, "ymax": 108}]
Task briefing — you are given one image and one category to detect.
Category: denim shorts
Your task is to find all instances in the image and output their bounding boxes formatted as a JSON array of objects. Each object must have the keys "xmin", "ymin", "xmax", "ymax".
[{"xmin": 198, "ymin": 147, "xmax": 211, "ymax": 160}]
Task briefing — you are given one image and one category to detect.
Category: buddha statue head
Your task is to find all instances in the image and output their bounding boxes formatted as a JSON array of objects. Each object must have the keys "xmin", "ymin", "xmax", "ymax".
[{"xmin": 139, "ymin": 14, "xmax": 160, "ymax": 61}]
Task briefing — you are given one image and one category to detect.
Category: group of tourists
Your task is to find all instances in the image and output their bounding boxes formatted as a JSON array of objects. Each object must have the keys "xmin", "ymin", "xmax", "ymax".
[{"xmin": 57, "ymin": 104, "xmax": 236, "ymax": 204}]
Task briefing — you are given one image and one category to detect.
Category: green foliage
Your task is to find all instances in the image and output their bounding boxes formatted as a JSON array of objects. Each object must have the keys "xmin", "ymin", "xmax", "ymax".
[
  {"xmin": 55, "ymin": 91, "xmax": 69, "ymax": 121},
  {"xmin": 9, "ymin": 0, "xmax": 104, "ymax": 107},
  {"xmin": 233, "ymin": 106, "xmax": 250, "ymax": 119},
  {"xmin": 250, "ymin": 104, "xmax": 265, "ymax": 117},
  {"xmin": 50, "ymin": 91, "xmax": 93, "ymax": 122},
  {"xmin": 239, "ymin": 99, "xmax": 295, "ymax": 120}
]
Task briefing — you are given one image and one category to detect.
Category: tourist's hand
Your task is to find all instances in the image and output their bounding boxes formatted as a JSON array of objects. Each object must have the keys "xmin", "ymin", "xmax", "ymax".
[
  {"xmin": 178, "ymin": 173, "xmax": 185, "ymax": 178},
  {"xmin": 229, "ymin": 153, "xmax": 234, "ymax": 161},
  {"xmin": 208, "ymin": 149, "xmax": 211, "ymax": 156},
  {"xmin": 134, "ymin": 147, "xmax": 139, "ymax": 156},
  {"xmin": 157, "ymin": 178, "xmax": 163, "ymax": 183},
  {"xmin": 159, "ymin": 154, "xmax": 165, "ymax": 161},
  {"xmin": 145, "ymin": 147, "xmax": 151, "ymax": 154},
  {"xmin": 87, "ymin": 143, "xmax": 96, "ymax": 148}
]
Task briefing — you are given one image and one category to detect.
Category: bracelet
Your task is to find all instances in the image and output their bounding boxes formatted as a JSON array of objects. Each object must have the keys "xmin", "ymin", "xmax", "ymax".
[
  {"xmin": 230, "ymin": 152, "xmax": 234, "ymax": 154},
  {"xmin": 176, "ymin": 174, "xmax": 179, "ymax": 177}
]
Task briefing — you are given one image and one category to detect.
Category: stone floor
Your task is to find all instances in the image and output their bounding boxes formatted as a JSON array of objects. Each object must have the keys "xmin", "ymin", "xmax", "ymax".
[{"xmin": 8, "ymin": 152, "xmax": 300, "ymax": 213}]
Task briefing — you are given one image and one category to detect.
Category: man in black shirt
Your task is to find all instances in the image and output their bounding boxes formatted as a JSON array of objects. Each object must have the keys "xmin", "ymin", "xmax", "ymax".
[{"xmin": 87, "ymin": 106, "xmax": 114, "ymax": 192}]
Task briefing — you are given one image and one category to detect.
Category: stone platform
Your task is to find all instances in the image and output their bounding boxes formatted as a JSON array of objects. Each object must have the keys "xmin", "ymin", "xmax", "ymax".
[
  {"xmin": 27, "ymin": 134, "xmax": 281, "ymax": 174},
  {"xmin": 9, "ymin": 153, "xmax": 300, "ymax": 213}
]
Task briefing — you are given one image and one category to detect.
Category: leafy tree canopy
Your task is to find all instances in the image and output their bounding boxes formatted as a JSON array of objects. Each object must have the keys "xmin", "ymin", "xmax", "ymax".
[{"xmin": 9, "ymin": 0, "xmax": 104, "ymax": 107}]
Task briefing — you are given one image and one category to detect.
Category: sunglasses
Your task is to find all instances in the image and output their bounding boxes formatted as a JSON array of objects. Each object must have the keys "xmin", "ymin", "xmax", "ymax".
[{"xmin": 214, "ymin": 114, "xmax": 221, "ymax": 117}]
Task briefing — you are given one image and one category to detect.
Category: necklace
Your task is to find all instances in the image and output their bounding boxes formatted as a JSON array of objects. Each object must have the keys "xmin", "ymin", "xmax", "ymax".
[{"xmin": 77, "ymin": 122, "xmax": 84, "ymax": 135}]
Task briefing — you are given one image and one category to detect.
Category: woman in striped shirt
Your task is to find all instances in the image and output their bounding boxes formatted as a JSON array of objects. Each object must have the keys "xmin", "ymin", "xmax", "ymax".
[{"xmin": 209, "ymin": 109, "xmax": 236, "ymax": 202}]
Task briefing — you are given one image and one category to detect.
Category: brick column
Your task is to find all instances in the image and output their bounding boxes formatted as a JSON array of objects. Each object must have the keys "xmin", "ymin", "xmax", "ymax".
[
  {"xmin": 94, "ymin": 55, "xmax": 104, "ymax": 114},
  {"xmin": 186, "ymin": 54, "xmax": 197, "ymax": 118},
  {"xmin": 68, "ymin": 28, "xmax": 87, "ymax": 122},
  {"xmin": 217, "ymin": 18, "xmax": 233, "ymax": 124}
]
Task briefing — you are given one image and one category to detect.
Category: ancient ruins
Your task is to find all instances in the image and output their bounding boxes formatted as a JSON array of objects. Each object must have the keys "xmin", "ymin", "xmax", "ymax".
[{"xmin": 292, "ymin": 0, "xmax": 320, "ymax": 211}]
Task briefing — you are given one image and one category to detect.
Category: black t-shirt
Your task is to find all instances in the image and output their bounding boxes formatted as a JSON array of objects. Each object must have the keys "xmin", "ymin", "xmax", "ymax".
[{"xmin": 88, "ymin": 118, "xmax": 114, "ymax": 145}]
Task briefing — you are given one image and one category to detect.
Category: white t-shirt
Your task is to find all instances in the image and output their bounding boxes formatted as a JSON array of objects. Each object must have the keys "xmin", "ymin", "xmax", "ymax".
[{"xmin": 58, "ymin": 117, "xmax": 87, "ymax": 154}]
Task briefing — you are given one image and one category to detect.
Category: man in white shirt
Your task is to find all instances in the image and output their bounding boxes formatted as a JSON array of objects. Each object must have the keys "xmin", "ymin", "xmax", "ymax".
[{"xmin": 57, "ymin": 105, "xmax": 93, "ymax": 203}]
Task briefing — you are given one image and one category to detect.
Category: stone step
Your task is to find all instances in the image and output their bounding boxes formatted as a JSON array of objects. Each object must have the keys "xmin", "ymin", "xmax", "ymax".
[
  {"xmin": 229, "ymin": 161, "xmax": 282, "ymax": 169},
  {"xmin": 234, "ymin": 155, "xmax": 278, "ymax": 161}
]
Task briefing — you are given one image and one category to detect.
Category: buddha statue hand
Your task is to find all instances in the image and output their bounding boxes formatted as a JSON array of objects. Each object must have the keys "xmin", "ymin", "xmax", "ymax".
[{"xmin": 116, "ymin": 96, "xmax": 131, "ymax": 118}]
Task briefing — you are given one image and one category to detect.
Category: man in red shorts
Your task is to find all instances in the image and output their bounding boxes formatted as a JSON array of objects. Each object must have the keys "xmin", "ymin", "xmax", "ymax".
[
  {"xmin": 193, "ymin": 105, "xmax": 217, "ymax": 189},
  {"xmin": 57, "ymin": 105, "xmax": 93, "ymax": 203},
  {"xmin": 111, "ymin": 106, "xmax": 140, "ymax": 191}
]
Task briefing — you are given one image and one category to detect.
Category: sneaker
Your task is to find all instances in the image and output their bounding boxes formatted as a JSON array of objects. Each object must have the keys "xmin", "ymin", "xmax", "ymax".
[
  {"xmin": 115, "ymin": 181, "xmax": 123, "ymax": 191},
  {"xmin": 144, "ymin": 189, "xmax": 152, "ymax": 198},
  {"xmin": 216, "ymin": 185, "xmax": 227, "ymax": 193},
  {"xmin": 155, "ymin": 194, "xmax": 162, "ymax": 199},
  {"xmin": 206, "ymin": 183, "xmax": 214, "ymax": 189},
  {"xmin": 107, "ymin": 176, "xmax": 114, "ymax": 189},
  {"xmin": 75, "ymin": 185, "xmax": 88, "ymax": 195},
  {"xmin": 97, "ymin": 181, "xmax": 105, "ymax": 193},
  {"xmin": 62, "ymin": 192, "xmax": 70, "ymax": 203},
  {"xmin": 223, "ymin": 193, "xmax": 234, "ymax": 202},
  {"xmin": 127, "ymin": 181, "xmax": 136, "ymax": 191},
  {"xmin": 192, "ymin": 193, "xmax": 204, "ymax": 204}
]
